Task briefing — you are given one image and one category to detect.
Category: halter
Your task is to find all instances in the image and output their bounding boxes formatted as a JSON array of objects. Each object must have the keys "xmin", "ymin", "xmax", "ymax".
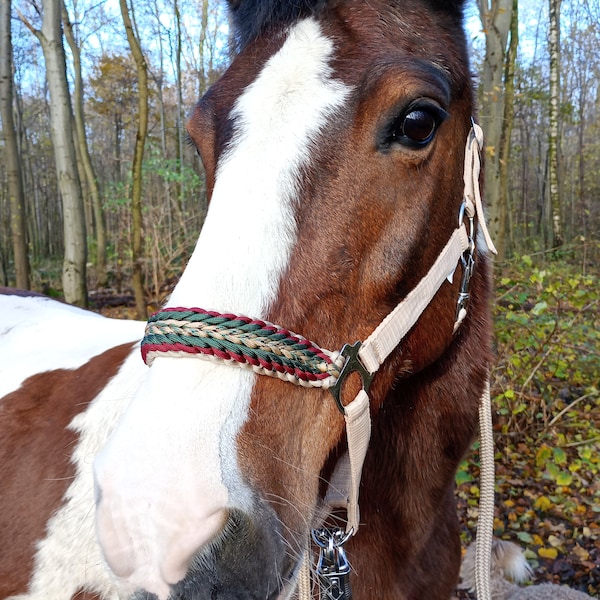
[{"xmin": 141, "ymin": 124, "xmax": 496, "ymax": 600}]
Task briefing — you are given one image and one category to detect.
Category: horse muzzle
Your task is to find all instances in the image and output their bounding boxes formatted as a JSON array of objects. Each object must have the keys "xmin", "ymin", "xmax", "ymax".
[{"xmin": 106, "ymin": 502, "xmax": 295, "ymax": 600}]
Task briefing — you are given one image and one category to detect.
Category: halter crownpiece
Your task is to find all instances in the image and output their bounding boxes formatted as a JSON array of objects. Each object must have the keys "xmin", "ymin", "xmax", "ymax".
[{"xmin": 140, "ymin": 123, "xmax": 496, "ymax": 600}]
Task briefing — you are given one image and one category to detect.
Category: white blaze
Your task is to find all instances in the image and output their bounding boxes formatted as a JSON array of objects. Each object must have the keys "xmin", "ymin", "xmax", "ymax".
[{"xmin": 94, "ymin": 18, "xmax": 350, "ymax": 600}]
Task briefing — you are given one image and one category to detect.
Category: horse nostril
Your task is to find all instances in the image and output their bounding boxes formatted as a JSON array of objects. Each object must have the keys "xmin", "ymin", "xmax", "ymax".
[
  {"xmin": 168, "ymin": 506, "xmax": 288, "ymax": 600},
  {"xmin": 160, "ymin": 508, "xmax": 229, "ymax": 584}
]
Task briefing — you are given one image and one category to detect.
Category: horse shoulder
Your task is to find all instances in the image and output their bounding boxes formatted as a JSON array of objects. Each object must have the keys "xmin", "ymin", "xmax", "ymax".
[{"xmin": 0, "ymin": 295, "xmax": 146, "ymax": 599}]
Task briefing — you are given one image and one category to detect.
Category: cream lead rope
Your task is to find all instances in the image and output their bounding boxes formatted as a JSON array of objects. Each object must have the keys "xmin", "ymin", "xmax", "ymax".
[{"xmin": 475, "ymin": 380, "xmax": 495, "ymax": 600}]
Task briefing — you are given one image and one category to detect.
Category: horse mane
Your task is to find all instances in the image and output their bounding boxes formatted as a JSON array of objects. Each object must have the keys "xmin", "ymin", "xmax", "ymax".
[{"xmin": 228, "ymin": 0, "xmax": 468, "ymax": 50}]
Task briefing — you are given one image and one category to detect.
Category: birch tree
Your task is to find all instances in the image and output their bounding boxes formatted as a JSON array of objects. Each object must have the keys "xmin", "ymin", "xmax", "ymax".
[
  {"xmin": 548, "ymin": 0, "xmax": 563, "ymax": 248},
  {"xmin": 477, "ymin": 0, "xmax": 514, "ymax": 259},
  {"xmin": 61, "ymin": 0, "xmax": 107, "ymax": 286},
  {"xmin": 21, "ymin": 0, "xmax": 87, "ymax": 305},
  {"xmin": 0, "ymin": 0, "xmax": 30, "ymax": 289},
  {"xmin": 119, "ymin": 0, "xmax": 148, "ymax": 318}
]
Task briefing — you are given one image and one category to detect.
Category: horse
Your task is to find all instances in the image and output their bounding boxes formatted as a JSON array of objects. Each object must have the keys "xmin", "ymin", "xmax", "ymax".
[{"xmin": 0, "ymin": 0, "xmax": 493, "ymax": 598}]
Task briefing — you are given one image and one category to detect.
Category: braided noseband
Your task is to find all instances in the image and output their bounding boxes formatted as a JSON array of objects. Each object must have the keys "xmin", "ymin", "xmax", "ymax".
[{"xmin": 142, "ymin": 307, "xmax": 345, "ymax": 386}]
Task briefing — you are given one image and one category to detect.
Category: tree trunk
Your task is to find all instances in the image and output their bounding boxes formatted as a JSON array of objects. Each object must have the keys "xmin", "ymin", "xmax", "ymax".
[
  {"xmin": 119, "ymin": 0, "xmax": 148, "ymax": 319},
  {"xmin": 62, "ymin": 0, "xmax": 108, "ymax": 286},
  {"xmin": 174, "ymin": 0, "xmax": 185, "ymax": 228},
  {"xmin": 198, "ymin": 0, "xmax": 209, "ymax": 95},
  {"xmin": 477, "ymin": 0, "xmax": 513, "ymax": 260},
  {"xmin": 151, "ymin": 0, "xmax": 174, "ymax": 243},
  {"xmin": 548, "ymin": 0, "xmax": 563, "ymax": 248},
  {"xmin": 23, "ymin": 0, "xmax": 87, "ymax": 305},
  {"xmin": 497, "ymin": 0, "xmax": 518, "ymax": 257},
  {"xmin": 0, "ymin": 0, "xmax": 30, "ymax": 289}
]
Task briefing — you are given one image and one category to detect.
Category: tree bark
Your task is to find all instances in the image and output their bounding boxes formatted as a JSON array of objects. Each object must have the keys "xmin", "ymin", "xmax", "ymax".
[
  {"xmin": 198, "ymin": 0, "xmax": 209, "ymax": 95},
  {"xmin": 22, "ymin": 0, "xmax": 87, "ymax": 305},
  {"xmin": 119, "ymin": 0, "xmax": 148, "ymax": 319},
  {"xmin": 151, "ymin": 0, "xmax": 173, "ymax": 234},
  {"xmin": 497, "ymin": 0, "xmax": 518, "ymax": 256},
  {"xmin": 548, "ymin": 0, "xmax": 563, "ymax": 248},
  {"xmin": 477, "ymin": 0, "xmax": 513, "ymax": 260},
  {"xmin": 62, "ymin": 0, "xmax": 108, "ymax": 286},
  {"xmin": 174, "ymin": 0, "xmax": 185, "ymax": 227},
  {"xmin": 1, "ymin": 0, "xmax": 30, "ymax": 289}
]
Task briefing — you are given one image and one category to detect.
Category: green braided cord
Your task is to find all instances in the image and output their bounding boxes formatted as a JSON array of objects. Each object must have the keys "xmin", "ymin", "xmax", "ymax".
[{"xmin": 141, "ymin": 308, "xmax": 343, "ymax": 387}]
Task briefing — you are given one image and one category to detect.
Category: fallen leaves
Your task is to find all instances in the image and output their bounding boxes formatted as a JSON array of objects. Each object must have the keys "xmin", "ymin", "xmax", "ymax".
[
  {"xmin": 455, "ymin": 259, "xmax": 600, "ymax": 595},
  {"xmin": 456, "ymin": 434, "xmax": 600, "ymax": 595}
]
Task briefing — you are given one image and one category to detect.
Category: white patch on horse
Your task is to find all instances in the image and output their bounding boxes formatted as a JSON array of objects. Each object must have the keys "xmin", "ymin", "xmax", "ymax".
[
  {"xmin": 7, "ymin": 352, "xmax": 145, "ymax": 600},
  {"xmin": 0, "ymin": 294, "xmax": 144, "ymax": 399},
  {"xmin": 94, "ymin": 18, "xmax": 350, "ymax": 600}
]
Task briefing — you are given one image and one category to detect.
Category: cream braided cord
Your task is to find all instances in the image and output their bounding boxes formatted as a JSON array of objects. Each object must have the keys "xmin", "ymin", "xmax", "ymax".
[
  {"xmin": 475, "ymin": 379, "xmax": 494, "ymax": 600},
  {"xmin": 297, "ymin": 545, "xmax": 313, "ymax": 600}
]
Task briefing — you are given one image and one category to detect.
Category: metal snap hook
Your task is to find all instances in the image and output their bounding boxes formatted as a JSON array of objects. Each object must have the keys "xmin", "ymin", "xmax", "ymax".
[{"xmin": 312, "ymin": 527, "xmax": 353, "ymax": 600}]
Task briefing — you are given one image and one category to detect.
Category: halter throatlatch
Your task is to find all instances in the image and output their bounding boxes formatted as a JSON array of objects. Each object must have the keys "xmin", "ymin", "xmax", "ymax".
[{"xmin": 140, "ymin": 124, "xmax": 496, "ymax": 600}]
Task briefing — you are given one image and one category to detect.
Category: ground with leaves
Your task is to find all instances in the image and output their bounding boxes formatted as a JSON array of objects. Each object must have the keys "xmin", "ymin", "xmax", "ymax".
[
  {"xmin": 455, "ymin": 255, "xmax": 599, "ymax": 597},
  {"xmin": 94, "ymin": 255, "xmax": 599, "ymax": 597}
]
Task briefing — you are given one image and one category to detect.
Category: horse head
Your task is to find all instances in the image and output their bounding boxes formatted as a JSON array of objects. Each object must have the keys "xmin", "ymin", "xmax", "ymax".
[{"xmin": 94, "ymin": 1, "xmax": 492, "ymax": 598}]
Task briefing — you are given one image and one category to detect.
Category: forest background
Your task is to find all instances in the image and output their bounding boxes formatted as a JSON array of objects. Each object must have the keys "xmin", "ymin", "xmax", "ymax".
[{"xmin": 0, "ymin": 0, "xmax": 598, "ymax": 595}]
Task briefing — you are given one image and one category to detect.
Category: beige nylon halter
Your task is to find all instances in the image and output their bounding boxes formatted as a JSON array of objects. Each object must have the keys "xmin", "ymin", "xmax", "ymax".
[{"xmin": 296, "ymin": 124, "xmax": 496, "ymax": 600}]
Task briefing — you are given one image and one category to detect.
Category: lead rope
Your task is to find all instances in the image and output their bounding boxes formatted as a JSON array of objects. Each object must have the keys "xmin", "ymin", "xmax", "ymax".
[
  {"xmin": 298, "ymin": 541, "xmax": 313, "ymax": 599},
  {"xmin": 475, "ymin": 380, "xmax": 494, "ymax": 600},
  {"xmin": 465, "ymin": 124, "xmax": 495, "ymax": 600}
]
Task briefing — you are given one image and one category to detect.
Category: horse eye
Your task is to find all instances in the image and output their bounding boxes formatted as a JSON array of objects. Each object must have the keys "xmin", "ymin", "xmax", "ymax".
[
  {"xmin": 381, "ymin": 103, "xmax": 447, "ymax": 150},
  {"xmin": 402, "ymin": 110, "xmax": 438, "ymax": 144}
]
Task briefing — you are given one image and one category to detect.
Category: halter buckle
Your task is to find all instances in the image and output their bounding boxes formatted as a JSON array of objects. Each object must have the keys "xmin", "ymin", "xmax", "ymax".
[{"xmin": 329, "ymin": 342, "xmax": 374, "ymax": 415}]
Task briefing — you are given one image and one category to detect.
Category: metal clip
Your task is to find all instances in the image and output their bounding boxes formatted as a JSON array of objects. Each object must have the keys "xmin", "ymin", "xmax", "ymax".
[
  {"xmin": 458, "ymin": 200, "xmax": 475, "ymax": 241},
  {"xmin": 312, "ymin": 528, "xmax": 353, "ymax": 600},
  {"xmin": 455, "ymin": 201, "xmax": 476, "ymax": 328},
  {"xmin": 455, "ymin": 251, "xmax": 475, "ymax": 321},
  {"xmin": 329, "ymin": 342, "xmax": 374, "ymax": 415}
]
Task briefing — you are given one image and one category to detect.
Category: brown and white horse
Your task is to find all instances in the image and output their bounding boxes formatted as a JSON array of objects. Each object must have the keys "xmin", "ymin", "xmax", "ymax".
[{"xmin": 0, "ymin": 1, "xmax": 492, "ymax": 598}]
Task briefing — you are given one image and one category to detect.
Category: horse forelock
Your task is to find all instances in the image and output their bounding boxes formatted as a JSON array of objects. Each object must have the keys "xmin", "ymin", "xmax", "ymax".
[
  {"xmin": 227, "ymin": 0, "xmax": 326, "ymax": 49},
  {"xmin": 227, "ymin": 0, "xmax": 468, "ymax": 52}
]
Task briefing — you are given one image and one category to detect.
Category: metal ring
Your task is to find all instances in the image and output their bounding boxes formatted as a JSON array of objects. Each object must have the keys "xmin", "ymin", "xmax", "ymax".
[{"xmin": 311, "ymin": 527, "xmax": 354, "ymax": 549}]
